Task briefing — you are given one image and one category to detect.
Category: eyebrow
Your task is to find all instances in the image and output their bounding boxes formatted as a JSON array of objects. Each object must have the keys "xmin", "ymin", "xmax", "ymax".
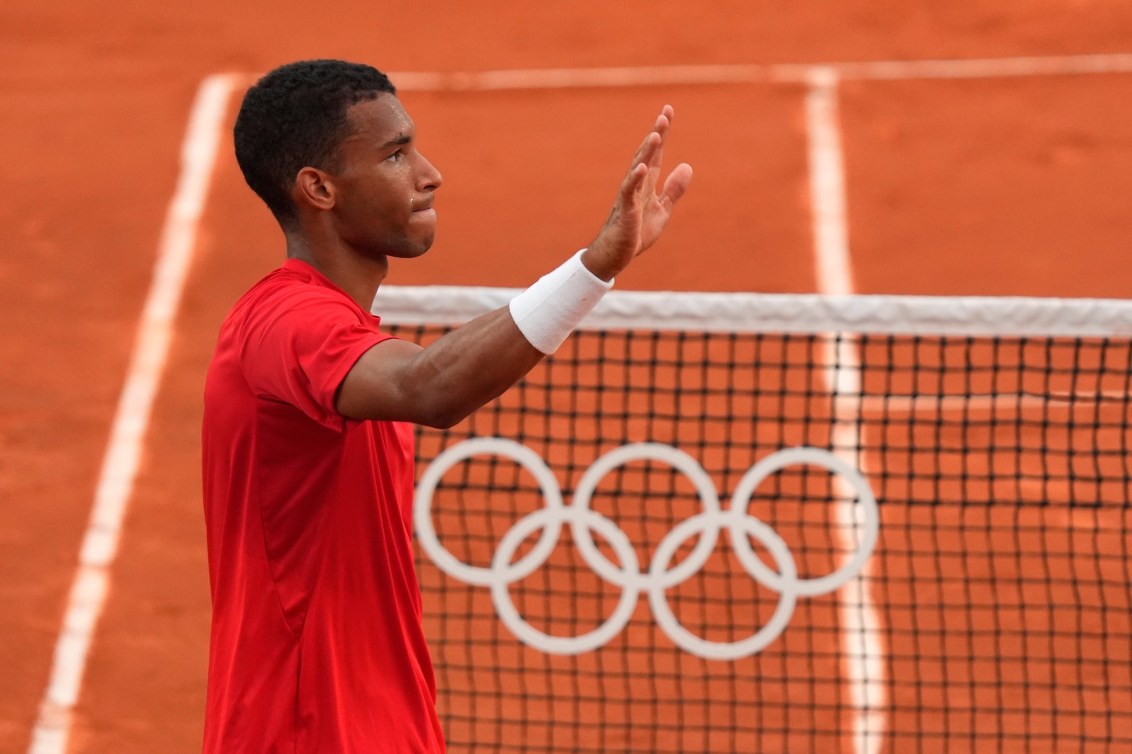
[{"xmin": 380, "ymin": 132, "xmax": 413, "ymax": 150}]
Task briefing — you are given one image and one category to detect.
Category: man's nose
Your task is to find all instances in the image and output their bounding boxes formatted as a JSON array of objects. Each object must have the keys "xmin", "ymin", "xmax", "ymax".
[{"xmin": 417, "ymin": 154, "xmax": 442, "ymax": 191}]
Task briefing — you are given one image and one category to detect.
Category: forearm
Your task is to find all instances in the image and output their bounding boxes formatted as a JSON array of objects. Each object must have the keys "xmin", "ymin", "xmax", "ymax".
[
  {"xmin": 339, "ymin": 252, "xmax": 612, "ymax": 427},
  {"xmin": 399, "ymin": 306, "xmax": 545, "ymax": 427},
  {"xmin": 398, "ymin": 247, "xmax": 613, "ymax": 425}
]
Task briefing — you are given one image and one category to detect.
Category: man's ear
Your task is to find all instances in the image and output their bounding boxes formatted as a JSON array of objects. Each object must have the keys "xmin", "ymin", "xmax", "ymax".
[{"xmin": 293, "ymin": 166, "xmax": 336, "ymax": 211}]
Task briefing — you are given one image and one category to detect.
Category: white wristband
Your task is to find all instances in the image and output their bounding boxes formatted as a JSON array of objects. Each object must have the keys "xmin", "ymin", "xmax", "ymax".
[{"xmin": 509, "ymin": 250, "xmax": 614, "ymax": 354}]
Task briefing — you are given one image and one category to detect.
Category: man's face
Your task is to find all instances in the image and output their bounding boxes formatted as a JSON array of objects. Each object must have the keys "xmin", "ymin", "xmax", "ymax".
[{"xmin": 328, "ymin": 93, "xmax": 442, "ymax": 258}]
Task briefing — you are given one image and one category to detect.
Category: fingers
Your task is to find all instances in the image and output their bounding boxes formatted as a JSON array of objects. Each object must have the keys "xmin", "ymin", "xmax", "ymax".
[
  {"xmin": 650, "ymin": 106, "xmax": 674, "ymax": 143},
  {"xmin": 616, "ymin": 106, "xmax": 689, "ymax": 218},
  {"xmin": 627, "ymin": 105, "xmax": 674, "ymax": 171},
  {"xmin": 619, "ymin": 161, "xmax": 649, "ymax": 211},
  {"xmin": 643, "ymin": 110, "xmax": 670, "ymax": 170},
  {"xmin": 628, "ymin": 129, "xmax": 662, "ymax": 178},
  {"xmin": 659, "ymin": 163, "xmax": 693, "ymax": 210},
  {"xmin": 644, "ymin": 107, "xmax": 680, "ymax": 195},
  {"xmin": 591, "ymin": 106, "xmax": 688, "ymax": 267}
]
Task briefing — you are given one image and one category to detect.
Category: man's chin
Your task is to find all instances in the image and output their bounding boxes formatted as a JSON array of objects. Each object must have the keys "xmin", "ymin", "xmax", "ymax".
[{"xmin": 384, "ymin": 235, "xmax": 435, "ymax": 260}]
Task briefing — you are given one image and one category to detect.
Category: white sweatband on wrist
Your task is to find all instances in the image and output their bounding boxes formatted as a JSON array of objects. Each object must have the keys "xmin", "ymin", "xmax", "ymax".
[{"xmin": 509, "ymin": 249, "xmax": 614, "ymax": 354}]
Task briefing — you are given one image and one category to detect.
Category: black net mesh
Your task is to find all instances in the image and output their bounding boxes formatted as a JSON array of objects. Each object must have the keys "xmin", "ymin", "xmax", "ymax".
[{"xmin": 384, "ymin": 322, "xmax": 1131, "ymax": 754}]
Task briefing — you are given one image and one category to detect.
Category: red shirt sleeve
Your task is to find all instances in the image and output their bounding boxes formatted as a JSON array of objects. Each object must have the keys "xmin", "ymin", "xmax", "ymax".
[{"xmin": 238, "ymin": 284, "xmax": 393, "ymax": 431}]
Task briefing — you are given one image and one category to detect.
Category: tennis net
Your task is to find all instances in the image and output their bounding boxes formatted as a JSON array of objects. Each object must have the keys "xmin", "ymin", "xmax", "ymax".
[{"xmin": 377, "ymin": 286, "xmax": 1132, "ymax": 754}]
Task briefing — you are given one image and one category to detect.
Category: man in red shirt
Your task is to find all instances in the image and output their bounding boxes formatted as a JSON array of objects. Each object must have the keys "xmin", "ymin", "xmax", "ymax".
[{"xmin": 202, "ymin": 59, "xmax": 691, "ymax": 752}]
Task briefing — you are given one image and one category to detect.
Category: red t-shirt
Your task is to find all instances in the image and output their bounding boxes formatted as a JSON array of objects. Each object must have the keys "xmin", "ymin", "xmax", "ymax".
[{"xmin": 201, "ymin": 258, "xmax": 444, "ymax": 753}]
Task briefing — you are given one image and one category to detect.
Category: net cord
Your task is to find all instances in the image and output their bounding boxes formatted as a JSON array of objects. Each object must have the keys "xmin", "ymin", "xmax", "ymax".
[{"xmin": 374, "ymin": 286, "xmax": 1132, "ymax": 337}]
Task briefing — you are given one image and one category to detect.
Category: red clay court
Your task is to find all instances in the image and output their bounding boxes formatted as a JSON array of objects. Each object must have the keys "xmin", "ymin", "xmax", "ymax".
[{"xmin": 3, "ymin": 2, "xmax": 1132, "ymax": 752}]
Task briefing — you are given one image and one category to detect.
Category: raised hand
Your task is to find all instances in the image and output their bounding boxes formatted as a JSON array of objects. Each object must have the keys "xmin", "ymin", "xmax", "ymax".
[{"xmin": 582, "ymin": 105, "xmax": 693, "ymax": 281}]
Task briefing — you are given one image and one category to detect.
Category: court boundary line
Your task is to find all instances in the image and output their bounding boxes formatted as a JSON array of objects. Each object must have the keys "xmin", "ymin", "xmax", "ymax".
[
  {"xmin": 26, "ymin": 73, "xmax": 241, "ymax": 754},
  {"xmin": 213, "ymin": 52, "xmax": 1132, "ymax": 94},
  {"xmin": 383, "ymin": 52, "xmax": 1132, "ymax": 91}
]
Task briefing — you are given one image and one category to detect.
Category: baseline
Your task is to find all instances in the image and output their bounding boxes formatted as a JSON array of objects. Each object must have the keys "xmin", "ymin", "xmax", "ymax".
[{"xmin": 385, "ymin": 53, "xmax": 1132, "ymax": 91}]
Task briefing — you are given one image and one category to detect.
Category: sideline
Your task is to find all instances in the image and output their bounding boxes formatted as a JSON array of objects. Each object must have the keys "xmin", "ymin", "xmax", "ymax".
[{"xmin": 27, "ymin": 73, "xmax": 240, "ymax": 754}]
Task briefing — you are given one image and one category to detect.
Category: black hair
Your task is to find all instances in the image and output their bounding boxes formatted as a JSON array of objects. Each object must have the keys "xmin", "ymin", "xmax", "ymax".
[{"xmin": 233, "ymin": 59, "xmax": 396, "ymax": 227}]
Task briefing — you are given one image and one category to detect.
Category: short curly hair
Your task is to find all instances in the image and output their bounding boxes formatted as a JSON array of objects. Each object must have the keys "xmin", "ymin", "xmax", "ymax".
[{"xmin": 233, "ymin": 59, "xmax": 396, "ymax": 227}]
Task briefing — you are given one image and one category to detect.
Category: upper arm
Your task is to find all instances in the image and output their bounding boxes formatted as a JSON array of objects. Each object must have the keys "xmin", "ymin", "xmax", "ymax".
[
  {"xmin": 335, "ymin": 338, "xmax": 430, "ymax": 424},
  {"xmin": 239, "ymin": 289, "xmax": 394, "ymax": 430},
  {"xmin": 334, "ymin": 306, "xmax": 545, "ymax": 428}
]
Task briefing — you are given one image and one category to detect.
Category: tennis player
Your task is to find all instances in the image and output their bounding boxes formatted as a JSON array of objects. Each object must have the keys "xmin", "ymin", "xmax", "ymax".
[{"xmin": 201, "ymin": 59, "xmax": 691, "ymax": 753}]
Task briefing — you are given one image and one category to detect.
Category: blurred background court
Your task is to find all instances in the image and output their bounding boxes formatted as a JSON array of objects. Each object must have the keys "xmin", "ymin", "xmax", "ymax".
[{"xmin": 3, "ymin": 2, "xmax": 1132, "ymax": 752}]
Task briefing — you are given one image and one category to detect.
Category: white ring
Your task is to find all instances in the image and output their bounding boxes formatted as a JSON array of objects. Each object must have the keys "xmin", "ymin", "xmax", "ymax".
[
  {"xmin": 728, "ymin": 446, "xmax": 879, "ymax": 597},
  {"xmin": 648, "ymin": 510, "xmax": 797, "ymax": 660},
  {"xmin": 414, "ymin": 440, "xmax": 880, "ymax": 658},
  {"xmin": 491, "ymin": 506, "xmax": 640, "ymax": 655},
  {"xmin": 571, "ymin": 443, "xmax": 721, "ymax": 590},
  {"xmin": 414, "ymin": 437, "xmax": 564, "ymax": 587}
]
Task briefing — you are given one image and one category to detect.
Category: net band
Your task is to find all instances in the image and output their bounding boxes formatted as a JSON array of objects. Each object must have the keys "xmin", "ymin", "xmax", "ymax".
[{"xmin": 377, "ymin": 285, "xmax": 1132, "ymax": 336}]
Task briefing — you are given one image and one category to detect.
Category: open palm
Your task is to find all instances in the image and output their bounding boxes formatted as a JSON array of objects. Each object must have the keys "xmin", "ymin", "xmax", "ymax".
[{"xmin": 583, "ymin": 106, "xmax": 693, "ymax": 281}]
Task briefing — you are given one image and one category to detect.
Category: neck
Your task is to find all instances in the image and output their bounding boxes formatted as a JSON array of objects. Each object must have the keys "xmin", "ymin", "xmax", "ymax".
[{"xmin": 285, "ymin": 233, "xmax": 389, "ymax": 310}]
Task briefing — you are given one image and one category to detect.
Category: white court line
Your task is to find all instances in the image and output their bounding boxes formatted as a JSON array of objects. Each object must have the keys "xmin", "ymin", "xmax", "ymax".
[
  {"xmin": 806, "ymin": 67, "xmax": 855, "ymax": 299},
  {"xmin": 217, "ymin": 52, "xmax": 1132, "ymax": 100},
  {"xmin": 804, "ymin": 67, "xmax": 887, "ymax": 754},
  {"xmin": 26, "ymin": 73, "xmax": 239, "ymax": 754},
  {"xmin": 384, "ymin": 52, "xmax": 1132, "ymax": 91}
]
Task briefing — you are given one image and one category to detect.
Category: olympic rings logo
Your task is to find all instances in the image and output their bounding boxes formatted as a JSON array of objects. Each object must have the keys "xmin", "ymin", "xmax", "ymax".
[{"xmin": 415, "ymin": 438, "xmax": 879, "ymax": 661}]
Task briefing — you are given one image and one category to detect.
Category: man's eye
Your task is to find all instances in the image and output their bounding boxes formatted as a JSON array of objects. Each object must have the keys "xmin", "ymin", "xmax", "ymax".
[{"xmin": 386, "ymin": 150, "xmax": 403, "ymax": 162}]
